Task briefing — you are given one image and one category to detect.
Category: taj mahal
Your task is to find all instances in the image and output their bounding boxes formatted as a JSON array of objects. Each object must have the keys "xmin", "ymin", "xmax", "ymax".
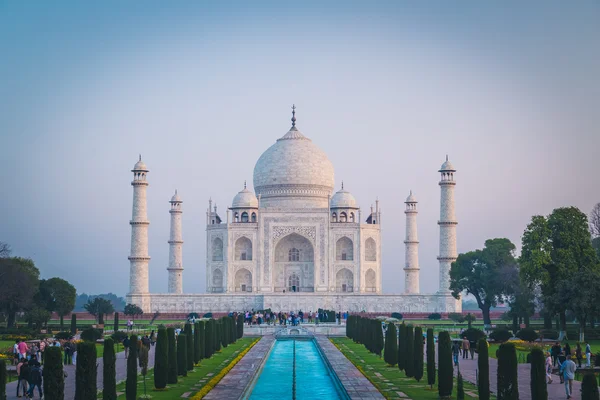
[{"xmin": 126, "ymin": 107, "xmax": 461, "ymax": 314}]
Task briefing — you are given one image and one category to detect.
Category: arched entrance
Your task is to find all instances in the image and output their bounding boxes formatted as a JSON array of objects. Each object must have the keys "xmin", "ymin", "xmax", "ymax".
[
  {"xmin": 274, "ymin": 233, "xmax": 315, "ymax": 292},
  {"xmin": 336, "ymin": 268, "xmax": 354, "ymax": 292},
  {"xmin": 234, "ymin": 268, "xmax": 252, "ymax": 292}
]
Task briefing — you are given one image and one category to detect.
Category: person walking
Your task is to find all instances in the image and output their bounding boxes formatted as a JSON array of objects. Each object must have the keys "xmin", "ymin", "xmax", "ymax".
[
  {"xmin": 452, "ymin": 341, "xmax": 461, "ymax": 366},
  {"xmin": 16, "ymin": 358, "xmax": 29, "ymax": 397},
  {"xmin": 545, "ymin": 351, "xmax": 553, "ymax": 384},
  {"xmin": 123, "ymin": 336, "xmax": 130, "ymax": 359},
  {"xmin": 575, "ymin": 343, "xmax": 582, "ymax": 368},
  {"xmin": 27, "ymin": 360, "xmax": 43, "ymax": 399},
  {"xmin": 17, "ymin": 339, "xmax": 28, "ymax": 361},
  {"xmin": 585, "ymin": 342, "xmax": 592, "ymax": 368},
  {"xmin": 563, "ymin": 342, "xmax": 571, "ymax": 357},
  {"xmin": 462, "ymin": 337, "xmax": 470, "ymax": 359},
  {"xmin": 559, "ymin": 355, "xmax": 576, "ymax": 399}
]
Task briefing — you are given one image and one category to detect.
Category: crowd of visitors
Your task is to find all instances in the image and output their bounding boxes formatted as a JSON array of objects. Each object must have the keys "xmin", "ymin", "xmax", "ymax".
[{"xmin": 242, "ymin": 310, "xmax": 345, "ymax": 326}]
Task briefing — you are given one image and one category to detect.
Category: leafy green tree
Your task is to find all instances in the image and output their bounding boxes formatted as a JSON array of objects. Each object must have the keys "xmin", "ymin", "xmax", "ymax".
[
  {"xmin": 24, "ymin": 306, "xmax": 51, "ymax": 329},
  {"xmin": 556, "ymin": 267, "xmax": 600, "ymax": 341},
  {"xmin": 167, "ymin": 327, "xmax": 178, "ymax": 384},
  {"xmin": 507, "ymin": 282, "xmax": 536, "ymax": 328},
  {"xmin": 44, "ymin": 277, "xmax": 76, "ymax": 329},
  {"xmin": 383, "ymin": 323, "xmax": 398, "ymax": 366},
  {"xmin": 43, "ymin": 347, "xmax": 64, "ymax": 400},
  {"xmin": 426, "ymin": 328, "xmax": 435, "ymax": 388},
  {"xmin": 464, "ymin": 313, "xmax": 476, "ymax": 329},
  {"xmin": 497, "ymin": 342, "xmax": 519, "ymax": 400},
  {"xmin": 184, "ymin": 323, "xmax": 194, "ymax": 371},
  {"xmin": 405, "ymin": 325, "xmax": 415, "ymax": 377},
  {"xmin": 75, "ymin": 341, "xmax": 97, "ymax": 400},
  {"xmin": 437, "ymin": 331, "xmax": 453, "ymax": 399},
  {"xmin": 124, "ymin": 303, "xmax": 144, "ymax": 321},
  {"xmin": 84, "ymin": 297, "xmax": 114, "ymax": 324},
  {"xmin": 397, "ymin": 323, "xmax": 406, "ymax": 371},
  {"xmin": 126, "ymin": 335, "xmax": 138, "ymax": 400},
  {"xmin": 0, "ymin": 241, "xmax": 10, "ymax": 258},
  {"xmin": 103, "ymin": 337, "xmax": 117, "ymax": 400},
  {"xmin": 414, "ymin": 327, "xmax": 424, "ymax": 382},
  {"xmin": 581, "ymin": 372, "xmax": 599, "ymax": 399},
  {"xmin": 177, "ymin": 333, "xmax": 188, "ymax": 377},
  {"xmin": 478, "ymin": 338, "xmax": 490, "ymax": 400},
  {"xmin": 530, "ymin": 348, "xmax": 547, "ymax": 400},
  {"xmin": 0, "ymin": 257, "xmax": 39, "ymax": 327},
  {"xmin": 450, "ymin": 238, "xmax": 519, "ymax": 325},
  {"xmin": 71, "ymin": 313, "xmax": 77, "ymax": 334},
  {"xmin": 154, "ymin": 326, "xmax": 168, "ymax": 389}
]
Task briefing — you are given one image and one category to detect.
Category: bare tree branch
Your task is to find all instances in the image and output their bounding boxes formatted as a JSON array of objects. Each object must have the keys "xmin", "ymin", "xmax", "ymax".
[
  {"xmin": 590, "ymin": 203, "xmax": 600, "ymax": 237},
  {"xmin": 0, "ymin": 241, "xmax": 11, "ymax": 258}
]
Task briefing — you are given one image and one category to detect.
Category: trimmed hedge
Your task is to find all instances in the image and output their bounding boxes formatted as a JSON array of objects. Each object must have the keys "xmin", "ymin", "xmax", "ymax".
[
  {"xmin": 71, "ymin": 314, "xmax": 77, "ymax": 335},
  {"xmin": 194, "ymin": 322, "xmax": 201, "ymax": 364},
  {"xmin": 428, "ymin": 313, "xmax": 442, "ymax": 320},
  {"xmin": 177, "ymin": 333, "xmax": 188, "ymax": 377},
  {"xmin": 516, "ymin": 328, "xmax": 538, "ymax": 342},
  {"xmin": 167, "ymin": 327, "xmax": 178, "ymax": 384},
  {"xmin": 198, "ymin": 320, "xmax": 206, "ymax": 361},
  {"xmin": 581, "ymin": 372, "xmax": 599, "ymax": 399},
  {"xmin": 391, "ymin": 312, "xmax": 403, "ymax": 320},
  {"xmin": 478, "ymin": 338, "xmax": 490, "ymax": 400},
  {"xmin": 43, "ymin": 347, "xmax": 64, "ymax": 400},
  {"xmin": 383, "ymin": 323, "xmax": 398, "ymax": 366},
  {"xmin": 405, "ymin": 325, "xmax": 415, "ymax": 377},
  {"xmin": 0, "ymin": 359, "xmax": 6, "ymax": 400},
  {"xmin": 438, "ymin": 331, "xmax": 453, "ymax": 399},
  {"xmin": 80, "ymin": 327, "xmax": 102, "ymax": 342},
  {"xmin": 184, "ymin": 323, "xmax": 194, "ymax": 371},
  {"xmin": 497, "ymin": 342, "xmax": 519, "ymax": 399},
  {"xmin": 461, "ymin": 328, "xmax": 486, "ymax": 344},
  {"xmin": 103, "ymin": 337, "xmax": 117, "ymax": 400},
  {"xmin": 237, "ymin": 314, "xmax": 244, "ymax": 339},
  {"xmin": 154, "ymin": 326, "xmax": 168, "ymax": 389},
  {"xmin": 489, "ymin": 328, "xmax": 512, "ymax": 343},
  {"xmin": 530, "ymin": 347, "xmax": 547, "ymax": 400},
  {"xmin": 414, "ymin": 326, "xmax": 424, "ymax": 382},
  {"xmin": 75, "ymin": 341, "xmax": 97, "ymax": 400},
  {"xmin": 126, "ymin": 335, "xmax": 138, "ymax": 400},
  {"xmin": 426, "ymin": 328, "xmax": 435, "ymax": 388},
  {"xmin": 398, "ymin": 323, "xmax": 406, "ymax": 371}
]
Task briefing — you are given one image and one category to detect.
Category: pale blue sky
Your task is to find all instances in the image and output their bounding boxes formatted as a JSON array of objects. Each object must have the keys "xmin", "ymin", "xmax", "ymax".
[{"xmin": 1, "ymin": 1, "xmax": 599, "ymax": 296}]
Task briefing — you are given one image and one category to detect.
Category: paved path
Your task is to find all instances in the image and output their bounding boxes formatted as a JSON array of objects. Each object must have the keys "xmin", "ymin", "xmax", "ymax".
[
  {"xmin": 6, "ymin": 346, "xmax": 155, "ymax": 400},
  {"xmin": 455, "ymin": 353, "xmax": 583, "ymax": 400}
]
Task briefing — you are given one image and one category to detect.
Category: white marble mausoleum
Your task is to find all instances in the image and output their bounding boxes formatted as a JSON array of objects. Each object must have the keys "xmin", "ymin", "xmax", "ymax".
[{"xmin": 126, "ymin": 107, "xmax": 461, "ymax": 314}]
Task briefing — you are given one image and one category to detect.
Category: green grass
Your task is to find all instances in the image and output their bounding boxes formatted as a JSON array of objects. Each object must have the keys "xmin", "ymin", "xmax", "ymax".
[
  {"xmin": 332, "ymin": 338, "xmax": 493, "ymax": 399},
  {"xmin": 99, "ymin": 337, "xmax": 257, "ymax": 399}
]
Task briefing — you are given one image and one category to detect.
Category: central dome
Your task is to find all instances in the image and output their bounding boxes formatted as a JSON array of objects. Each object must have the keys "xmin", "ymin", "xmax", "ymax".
[{"xmin": 253, "ymin": 126, "xmax": 334, "ymax": 208}]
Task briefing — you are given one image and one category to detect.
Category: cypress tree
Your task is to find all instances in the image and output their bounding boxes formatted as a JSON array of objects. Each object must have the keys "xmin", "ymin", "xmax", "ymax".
[
  {"xmin": 198, "ymin": 320, "xmax": 206, "ymax": 360},
  {"xmin": 347, "ymin": 315, "xmax": 353, "ymax": 339},
  {"xmin": 581, "ymin": 372, "xmax": 600, "ymax": 400},
  {"xmin": 426, "ymin": 328, "xmax": 435, "ymax": 388},
  {"xmin": 437, "ymin": 331, "xmax": 453, "ymax": 399},
  {"xmin": 457, "ymin": 372, "xmax": 465, "ymax": 400},
  {"xmin": 177, "ymin": 333, "xmax": 188, "ymax": 377},
  {"xmin": 414, "ymin": 326, "xmax": 424, "ymax": 382},
  {"xmin": 204, "ymin": 319, "xmax": 213, "ymax": 359},
  {"xmin": 184, "ymin": 323, "xmax": 194, "ymax": 371},
  {"xmin": 43, "ymin": 347, "xmax": 64, "ymax": 400},
  {"xmin": 103, "ymin": 337, "xmax": 117, "ymax": 400},
  {"xmin": 237, "ymin": 314, "xmax": 244, "ymax": 339},
  {"xmin": 114, "ymin": 312, "xmax": 119, "ymax": 332},
  {"xmin": 384, "ymin": 323, "xmax": 398, "ymax": 366},
  {"xmin": 214, "ymin": 320, "xmax": 221, "ymax": 353},
  {"xmin": 71, "ymin": 313, "xmax": 77, "ymax": 335},
  {"xmin": 497, "ymin": 342, "xmax": 519, "ymax": 400},
  {"xmin": 397, "ymin": 323, "xmax": 406, "ymax": 371},
  {"xmin": 477, "ymin": 338, "xmax": 490, "ymax": 400},
  {"xmin": 194, "ymin": 322, "xmax": 201, "ymax": 364},
  {"xmin": 405, "ymin": 325, "xmax": 415, "ymax": 377},
  {"xmin": 530, "ymin": 348, "xmax": 547, "ymax": 400},
  {"xmin": 167, "ymin": 327, "xmax": 178, "ymax": 384},
  {"xmin": 75, "ymin": 341, "xmax": 97, "ymax": 400},
  {"xmin": 125, "ymin": 335, "xmax": 138, "ymax": 400},
  {"xmin": 154, "ymin": 326, "xmax": 168, "ymax": 389},
  {"xmin": 0, "ymin": 359, "xmax": 6, "ymax": 400},
  {"xmin": 230, "ymin": 316, "xmax": 237, "ymax": 344},
  {"xmin": 221, "ymin": 318, "xmax": 229, "ymax": 348},
  {"xmin": 376, "ymin": 320, "xmax": 384, "ymax": 356}
]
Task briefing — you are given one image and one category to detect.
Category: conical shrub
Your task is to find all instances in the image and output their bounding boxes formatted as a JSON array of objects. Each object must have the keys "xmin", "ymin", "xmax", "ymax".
[
  {"xmin": 384, "ymin": 323, "xmax": 398, "ymax": 366},
  {"xmin": 154, "ymin": 326, "xmax": 168, "ymax": 389}
]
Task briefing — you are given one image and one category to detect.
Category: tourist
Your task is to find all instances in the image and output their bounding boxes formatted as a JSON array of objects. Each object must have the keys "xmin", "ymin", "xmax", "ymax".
[
  {"xmin": 16, "ymin": 358, "xmax": 29, "ymax": 397},
  {"xmin": 557, "ymin": 351, "xmax": 567, "ymax": 384},
  {"xmin": 123, "ymin": 336, "xmax": 130, "ymax": 358},
  {"xmin": 63, "ymin": 340, "xmax": 72, "ymax": 365},
  {"xmin": 469, "ymin": 339, "xmax": 476, "ymax": 359},
  {"xmin": 142, "ymin": 334, "xmax": 151, "ymax": 349},
  {"xmin": 13, "ymin": 340, "xmax": 20, "ymax": 365},
  {"xmin": 27, "ymin": 360, "xmax": 44, "ymax": 399},
  {"xmin": 462, "ymin": 337, "xmax": 470, "ymax": 359},
  {"xmin": 551, "ymin": 342, "xmax": 561, "ymax": 366},
  {"xmin": 72, "ymin": 343, "xmax": 77, "ymax": 365},
  {"xmin": 559, "ymin": 354, "xmax": 576, "ymax": 399},
  {"xmin": 451, "ymin": 341, "xmax": 461, "ymax": 366},
  {"xmin": 150, "ymin": 330, "xmax": 156, "ymax": 346},
  {"xmin": 585, "ymin": 342, "xmax": 591, "ymax": 368},
  {"xmin": 265, "ymin": 312, "xmax": 271, "ymax": 325},
  {"xmin": 38, "ymin": 339, "xmax": 46, "ymax": 364},
  {"xmin": 574, "ymin": 343, "xmax": 582, "ymax": 367},
  {"xmin": 545, "ymin": 351, "xmax": 553, "ymax": 384},
  {"xmin": 18, "ymin": 339, "xmax": 28, "ymax": 361},
  {"xmin": 563, "ymin": 342, "xmax": 571, "ymax": 357}
]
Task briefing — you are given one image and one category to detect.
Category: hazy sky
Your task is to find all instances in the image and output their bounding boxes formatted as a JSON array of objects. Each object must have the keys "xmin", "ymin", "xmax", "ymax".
[{"xmin": 1, "ymin": 1, "xmax": 599, "ymax": 296}]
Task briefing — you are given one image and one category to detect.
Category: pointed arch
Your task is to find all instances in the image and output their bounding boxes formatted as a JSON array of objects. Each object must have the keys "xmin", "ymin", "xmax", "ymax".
[
  {"xmin": 365, "ymin": 268, "xmax": 376, "ymax": 292},
  {"xmin": 336, "ymin": 236, "xmax": 354, "ymax": 261},
  {"xmin": 234, "ymin": 236, "xmax": 252, "ymax": 261},
  {"xmin": 336, "ymin": 268, "xmax": 354, "ymax": 292},
  {"xmin": 234, "ymin": 268, "xmax": 252, "ymax": 292},
  {"xmin": 212, "ymin": 237, "xmax": 223, "ymax": 261},
  {"xmin": 365, "ymin": 237, "xmax": 377, "ymax": 261}
]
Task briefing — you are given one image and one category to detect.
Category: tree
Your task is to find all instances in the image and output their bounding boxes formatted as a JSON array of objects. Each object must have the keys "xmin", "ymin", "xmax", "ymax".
[
  {"xmin": 450, "ymin": 238, "xmax": 519, "ymax": 325},
  {"xmin": 405, "ymin": 325, "xmax": 415, "ymax": 377},
  {"xmin": 414, "ymin": 327, "xmax": 424, "ymax": 382},
  {"xmin": 44, "ymin": 277, "xmax": 76, "ymax": 329},
  {"xmin": 375, "ymin": 320, "xmax": 384, "ymax": 356},
  {"xmin": 184, "ymin": 323, "xmax": 194, "ymax": 371},
  {"xmin": 126, "ymin": 335, "xmax": 138, "ymax": 400},
  {"xmin": 383, "ymin": 323, "xmax": 398, "ymax": 366},
  {"xmin": 237, "ymin": 314, "xmax": 244, "ymax": 339},
  {"xmin": 497, "ymin": 342, "xmax": 519, "ymax": 400},
  {"xmin": 139, "ymin": 344, "xmax": 149, "ymax": 399},
  {"xmin": 0, "ymin": 241, "xmax": 10, "ymax": 258},
  {"xmin": 530, "ymin": 348, "xmax": 547, "ymax": 400},
  {"xmin": 167, "ymin": 327, "xmax": 178, "ymax": 384},
  {"xmin": 478, "ymin": 338, "xmax": 490, "ymax": 400},
  {"xmin": 590, "ymin": 202, "xmax": 600, "ymax": 238},
  {"xmin": 114, "ymin": 312, "xmax": 119, "ymax": 332},
  {"xmin": 0, "ymin": 359, "xmax": 6, "ymax": 400},
  {"xmin": 103, "ymin": 337, "xmax": 117, "ymax": 400},
  {"xmin": 205, "ymin": 319, "xmax": 213, "ymax": 359},
  {"xmin": 464, "ymin": 313, "xmax": 476, "ymax": 329},
  {"xmin": 154, "ymin": 326, "xmax": 168, "ymax": 389},
  {"xmin": 177, "ymin": 333, "xmax": 188, "ymax": 377},
  {"xmin": 426, "ymin": 328, "xmax": 435, "ymax": 388},
  {"xmin": 0, "ymin": 257, "xmax": 39, "ymax": 327},
  {"xmin": 437, "ymin": 331, "xmax": 453, "ymax": 399},
  {"xmin": 556, "ymin": 267, "xmax": 600, "ymax": 342},
  {"xmin": 448, "ymin": 313, "xmax": 465, "ymax": 323},
  {"xmin": 75, "ymin": 341, "xmax": 97, "ymax": 400},
  {"xmin": 194, "ymin": 322, "xmax": 201, "ymax": 364},
  {"xmin": 581, "ymin": 372, "xmax": 599, "ymax": 400},
  {"xmin": 507, "ymin": 282, "xmax": 536, "ymax": 328},
  {"xmin": 593, "ymin": 237, "xmax": 600, "ymax": 259},
  {"xmin": 84, "ymin": 297, "xmax": 114, "ymax": 324},
  {"xmin": 198, "ymin": 320, "xmax": 206, "ymax": 361},
  {"xmin": 124, "ymin": 303, "xmax": 144, "ymax": 321},
  {"xmin": 71, "ymin": 313, "xmax": 77, "ymax": 334},
  {"xmin": 24, "ymin": 306, "xmax": 51, "ymax": 329},
  {"xmin": 43, "ymin": 346, "xmax": 64, "ymax": 400},
  {"xmin": 397, "ymin": 323, "xmax": 406, "ymax": 371},
  {"xmin": 457, "ymin": 372, "xmax": 465, "ymax": 400}
]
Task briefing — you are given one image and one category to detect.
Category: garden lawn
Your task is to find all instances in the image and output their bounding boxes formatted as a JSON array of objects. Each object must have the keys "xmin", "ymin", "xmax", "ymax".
[
  {"xmin": 332, "ymin": 338, "xmax": 494, "ymax": 400},
  {"xmin": 100, "ymin": 337, "xmax": 258, "ymax": 399}
]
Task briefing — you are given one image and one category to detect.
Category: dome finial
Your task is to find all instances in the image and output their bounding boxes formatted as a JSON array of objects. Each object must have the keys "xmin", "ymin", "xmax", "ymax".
[
  {"xmin": 341, "ymin": 181, "xmax": 344, "ymax": 190},
  {"xmin": 139, "ymin": 154, "xmax": 142, "ymax": 161},
  {"xmin": 291, "ymin": 104, "xmax": 297, "ymax": 128},
  {"xmin": 446, "ymin": 154, "xmax": 449, "ymax": 162},
  {"xmin": 244, "ymin": 180, "xmax": 247, "ymax": 189}
]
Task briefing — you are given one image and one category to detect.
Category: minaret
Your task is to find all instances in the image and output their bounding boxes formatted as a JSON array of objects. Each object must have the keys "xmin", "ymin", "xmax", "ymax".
[
  {"xmin": 437, "ymin": 156, "xmax": 457, "ymax": 293},
  {"xmin": 128, "ymin": 155, "xmax": 150, "ymax": 295},
  {"xmin": 167, "ymin": 190, "xmax": 184, "ymax": 294},
  {"xmin": 404, "ymin": 191, "xmax": 420, "ymax": 294}
]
